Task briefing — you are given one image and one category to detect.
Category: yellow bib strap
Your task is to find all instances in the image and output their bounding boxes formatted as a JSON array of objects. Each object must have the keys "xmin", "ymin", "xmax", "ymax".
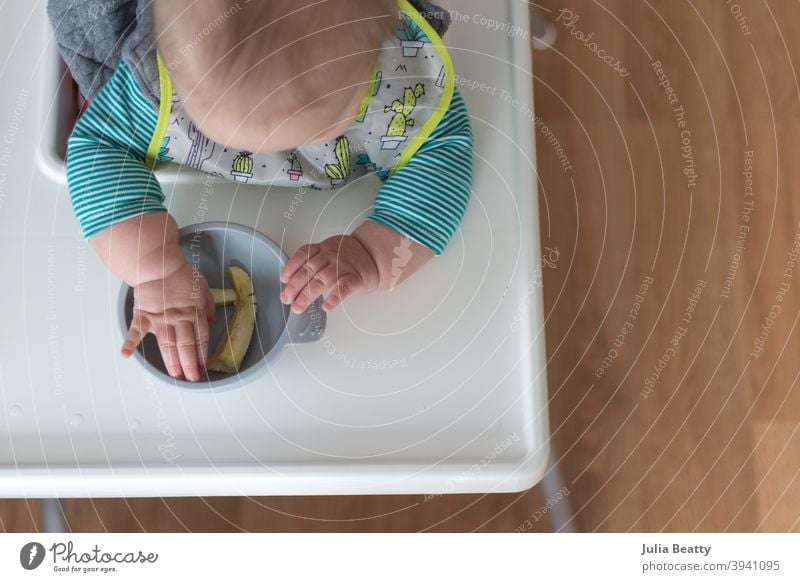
[
  {"xmin": 145, "ymin": 51, "xmax": 174, "ymax": 170},
  {"xmin": 390, "ymin": 0, "xmax": 455, "ymax": 177}
]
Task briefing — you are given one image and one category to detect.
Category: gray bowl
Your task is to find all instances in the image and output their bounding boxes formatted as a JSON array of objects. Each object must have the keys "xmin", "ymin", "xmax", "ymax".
[{"xmin": 118, "ymin": 222, "xmax": 326, "ymax": 391}]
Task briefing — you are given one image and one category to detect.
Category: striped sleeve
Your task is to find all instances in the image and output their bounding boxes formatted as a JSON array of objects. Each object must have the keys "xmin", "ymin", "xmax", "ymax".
[
  {"xmin": 66, "ymin": 61, "xmax": 167, "ymax": 239},
  {"xmin": 367, "ymin": 88, "xmax": 473, "ymax": 255}
]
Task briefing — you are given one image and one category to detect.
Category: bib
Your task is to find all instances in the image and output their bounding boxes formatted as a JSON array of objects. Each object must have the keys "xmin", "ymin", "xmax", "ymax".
[{"xmin": 146, "ymin": 0, "xmax": 455, "ymax": 189}]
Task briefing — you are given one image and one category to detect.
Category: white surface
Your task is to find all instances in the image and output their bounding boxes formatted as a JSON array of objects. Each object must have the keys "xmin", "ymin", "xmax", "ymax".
[{"xmin": 0, "ymin": 0, "xmax": 549, "ymax": 496}]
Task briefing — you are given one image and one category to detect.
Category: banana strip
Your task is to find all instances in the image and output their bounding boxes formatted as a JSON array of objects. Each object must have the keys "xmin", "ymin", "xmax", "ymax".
[
  {"xmin": 210, "ymin": 287, "xmax": 237, "ymax": 307},
  {"xmin": 207, "ymin": 266, "xmax": 257, "ymax": 374}
]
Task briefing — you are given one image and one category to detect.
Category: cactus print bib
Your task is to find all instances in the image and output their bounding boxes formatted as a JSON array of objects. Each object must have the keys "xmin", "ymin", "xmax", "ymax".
[{"xmin": 148, "ymin": 0, "xmax": 454, "ymax": 190}]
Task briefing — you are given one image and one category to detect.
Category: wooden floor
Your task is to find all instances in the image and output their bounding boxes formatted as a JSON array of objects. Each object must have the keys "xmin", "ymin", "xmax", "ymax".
[{"xmin": 4, "ymin": 0, "xmax": 800, "ymax": 532}]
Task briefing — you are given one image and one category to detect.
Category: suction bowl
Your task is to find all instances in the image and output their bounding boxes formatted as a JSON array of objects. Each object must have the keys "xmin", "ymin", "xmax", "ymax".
[{"xmin": 118, "ymin": 222, "xmax": 326, "ymax": 391}]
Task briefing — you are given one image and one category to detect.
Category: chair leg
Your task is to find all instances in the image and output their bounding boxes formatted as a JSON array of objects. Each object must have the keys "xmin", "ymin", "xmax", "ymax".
[
  {"xmin": 539, "ymin": 456, "xmax": 577, "ymax": 532},
  {"xmin": 530, "ymin": 7, "xmax": 557, "ymax": 50},
  {"xmin": 40, "ymin": 498, "xmax": 66, "ymax": 533}
]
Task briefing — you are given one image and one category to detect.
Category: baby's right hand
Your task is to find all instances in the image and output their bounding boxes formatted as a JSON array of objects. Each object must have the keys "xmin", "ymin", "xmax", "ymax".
[{"xmin": 121, "ymin": 261, "xmax": 215, "ymax": 382}]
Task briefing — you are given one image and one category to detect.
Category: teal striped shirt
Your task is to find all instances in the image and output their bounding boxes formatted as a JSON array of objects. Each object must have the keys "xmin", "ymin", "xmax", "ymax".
[{"xmin": 66, "ymin": 61, "xmax": 473, "ymax": 255}]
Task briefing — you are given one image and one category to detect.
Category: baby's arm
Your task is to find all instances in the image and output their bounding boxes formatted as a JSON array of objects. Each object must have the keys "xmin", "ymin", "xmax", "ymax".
[
  {"xmin": 359, "ymin": 88, "xmax": 473, "ymax": 284},
  {"xmin": 281, "ymin": 89, "xmax": 473, "ymax": 312},
  {"xmin": 67, "ymin": 62, "xmax": 213, "ymax": 381},
  {"xmin": 366, "ymin": 89, "xmax": 473, "ymax": 258}
]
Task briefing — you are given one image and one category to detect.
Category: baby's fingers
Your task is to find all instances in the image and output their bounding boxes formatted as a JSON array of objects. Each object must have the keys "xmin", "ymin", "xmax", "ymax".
[
  {"xmin": 281, "ymin": 250, "xmax": 329, "ymax": 307},
  {"xmin": 155, "ymin": 325, "xmax": 183, "ymax": 380},
  {"xmin": 121, "ymin": 316, "xmax": 150, "ymax": 358},
  {"xmin": 322, "ymin": 273, "xmax": 362, "ymax": 312},
  {"xmin": 291, "ymin": 265, "xmax": 338, "ymax": 314},
  {"xmin": 195, "ymin": 312, "xmax": 211, "ymax": 373},
  {"xmin": 175, "ymin": 321, "xmax": 202, "ymax": 382},
  {"xmin": 280, "ymin": 243, "xmax": 320, "ymax": 284}
]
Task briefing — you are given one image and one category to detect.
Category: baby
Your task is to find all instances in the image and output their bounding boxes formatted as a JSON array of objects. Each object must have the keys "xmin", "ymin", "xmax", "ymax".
[{"xmin": 50, "ymin": 0, "xmax": 472, "ymax": 381}]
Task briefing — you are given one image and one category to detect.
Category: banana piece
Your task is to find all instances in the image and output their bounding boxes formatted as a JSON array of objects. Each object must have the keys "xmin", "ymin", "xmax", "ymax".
[
  {"xmin": 207, "ymin": 266, "xmax": 257, "ymax": 374},
  {"xmin": 210, "ymin": 287, "xmax": 237, "ymax": 307}
]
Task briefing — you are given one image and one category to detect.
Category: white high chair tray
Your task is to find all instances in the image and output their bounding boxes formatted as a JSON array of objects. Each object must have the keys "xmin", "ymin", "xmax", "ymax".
[{"xmin": 0, "ymin": 0, "xmax": 549, "ymax": 497}]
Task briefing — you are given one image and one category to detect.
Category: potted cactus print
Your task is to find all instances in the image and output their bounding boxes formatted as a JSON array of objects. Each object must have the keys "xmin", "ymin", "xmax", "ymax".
[
  {"xmin": 231, "ymin": 151, "xmax": 254, "ymax": 183},
  {"xmin": 435, "ymin": 65, "xmax": 446, "ymax": 89},
  {"xmin": 396, "ymin": 14, "xmax": 428, "ymax": 57},
  {"xmin": 356, "ymin": 153, "xmax": 377, "ymax": 173},
  {"xmin": 375, "ymin": 166, "xmax": 391, "ymax": 181},
  {"xmin": 287, "ymin": 153, "xmax": 303, "ymax": 181},
  {"xmin": 158, "ymin": 135, "xmax": 173, "ymax": 163},
  {"xmin": 382, "ymin": 84, "xmax": 425, "ymax": 150},
  {"xmin": 325, "ymin": 137, "xmax": 351, "ymax": 187}
]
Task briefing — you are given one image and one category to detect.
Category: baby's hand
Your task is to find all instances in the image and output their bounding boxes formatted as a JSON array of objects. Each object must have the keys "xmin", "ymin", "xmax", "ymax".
[
  {"xmin": 279, "ymin": 235, "xmax": 380, "ymax": 313},
  {"xmin": 121, "ymin": 262, "xmax": 215, "ymax": 381}
]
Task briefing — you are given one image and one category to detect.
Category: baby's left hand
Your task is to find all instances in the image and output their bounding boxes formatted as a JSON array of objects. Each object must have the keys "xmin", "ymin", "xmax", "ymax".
[{"xmin": 280, "ymin": 235, "xmax": 380, "ymax": 313}]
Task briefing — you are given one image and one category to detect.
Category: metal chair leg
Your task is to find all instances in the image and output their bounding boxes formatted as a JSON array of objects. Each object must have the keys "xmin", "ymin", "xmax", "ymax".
[
  {"xmin": 530, "ymin": 7, "xmax": 557, "ymax": 50},
  {"xmin": 40, "ymin": 499, "xmax": 66, "ymax": 533},
  {"xmin": 539, "ymin": 456, "xmax": 577, "ymax": 532}
]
